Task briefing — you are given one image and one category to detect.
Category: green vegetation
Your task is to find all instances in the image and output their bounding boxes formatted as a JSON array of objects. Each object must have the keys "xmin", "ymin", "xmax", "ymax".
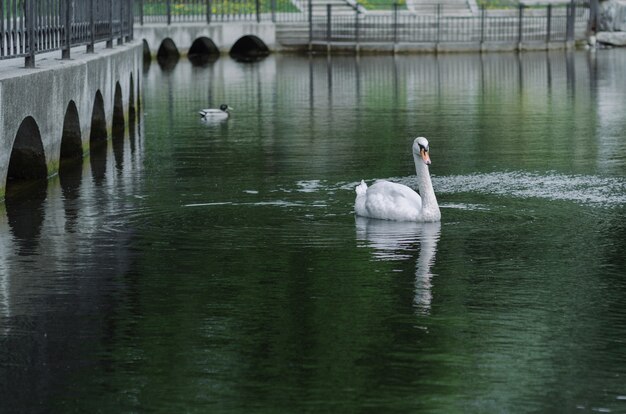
[
  {"xmin": 476, "ymin": 0, "xmax": 520, "ymax": 9},
  {"xmin": 141, "ymin": 0, "xmax": 299, "ymax": 16},
  {"xmin": 356, "ymin": 0, "xmax": 408, "ymax": 11}
]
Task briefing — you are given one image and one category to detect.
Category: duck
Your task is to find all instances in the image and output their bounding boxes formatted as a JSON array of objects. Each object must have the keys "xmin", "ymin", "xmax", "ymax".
[
  {"xmin": 355, "ymin": 137, "xmax": 441, "ymax": 222},
  {"xmin": 199, "ymin": 104, "xmax": 233, "ymax": 119}
]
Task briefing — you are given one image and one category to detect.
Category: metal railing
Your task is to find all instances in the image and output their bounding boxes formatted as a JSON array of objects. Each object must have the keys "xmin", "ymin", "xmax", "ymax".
[
  {"xmin": 134, "ymin": 0, "xmax": 303, "ymax": 24},
  {"xmin": 1, "ymin": 0, "xmax": 134, "ymax": 67},
  {"xmin": 311, "ymin": 2, "xmax": 589, "ymax": 46}
]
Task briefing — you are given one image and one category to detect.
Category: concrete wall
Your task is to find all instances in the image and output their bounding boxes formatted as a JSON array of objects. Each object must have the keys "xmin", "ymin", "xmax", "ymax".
[
  {"xmin": 136, "ymin": 22, "xmax": 277, "ymax": 55},
  {"xmin": 0, "ymin": 42, "xmax": 143, "ymax": 199}
]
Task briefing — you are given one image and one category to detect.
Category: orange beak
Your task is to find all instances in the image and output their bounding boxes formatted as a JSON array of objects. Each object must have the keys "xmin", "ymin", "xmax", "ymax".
[{"xmin": 420, "ymin": 148, "xmax": 431, "ymax": 165}]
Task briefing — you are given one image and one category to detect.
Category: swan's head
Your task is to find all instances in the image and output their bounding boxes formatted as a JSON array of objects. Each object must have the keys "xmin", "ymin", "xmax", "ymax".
[{"xmin": 412, "ymin": 137, "xmax": 431, "ymax": 165}]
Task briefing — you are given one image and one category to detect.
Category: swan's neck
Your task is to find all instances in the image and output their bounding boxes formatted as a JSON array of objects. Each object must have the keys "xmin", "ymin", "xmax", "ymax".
[{"xmin": 414, "ymin": 155, "xmax": 441, "ymax": 221}]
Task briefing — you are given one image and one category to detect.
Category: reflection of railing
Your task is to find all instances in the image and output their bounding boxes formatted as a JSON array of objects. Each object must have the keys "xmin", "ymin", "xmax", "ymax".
[
  {"xmin": 312, "ymin": 2, "xmax": 589, "ymax": 46},
  {"xmin": 1, "ymin": 0, "xmax": 134, "ymax": 67}
]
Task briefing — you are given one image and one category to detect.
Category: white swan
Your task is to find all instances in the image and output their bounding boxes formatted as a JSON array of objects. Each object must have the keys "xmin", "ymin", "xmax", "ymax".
[
  {"xmin": 355, "ymin": 137, "xmax": 441, "ymax": 222},
  {"xmin": 199, "ymin": 104, "xmax": 233, "ymax": 119}
]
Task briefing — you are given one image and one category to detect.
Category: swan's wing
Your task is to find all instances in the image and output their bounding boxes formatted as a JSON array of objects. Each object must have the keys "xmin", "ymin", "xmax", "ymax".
[{"xmin": 363, "ymin": 181, "xmax": 422, "ymax": 221}]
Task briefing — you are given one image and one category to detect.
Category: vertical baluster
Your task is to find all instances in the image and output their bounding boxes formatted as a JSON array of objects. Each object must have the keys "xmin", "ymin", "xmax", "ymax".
[
  {"xmin": 308, "ymin": 0, "xmax": 312, "ymax": 49},
  {"xmin": 480, "ymin": 7, "xmax": 485, "ymax": 47},
  {"xmin": 326, "ymin": 4, "xmax": 331, "ymax": 53},
  {"xmin": 118, "ymin": 0, "xmax": 123, "ymax": 44},
  {"xmin": 129, "ymin": 0, "xmax": 133, "ymax": 40},
  {"xmin": 12, "ymin": 0, "xmax": 17, "ymax": 56},
  {"xmin": 393, "ymin": 2, "xmax": 398, "ymax": 48},
  {"xmin": 62, "ymin": 0, "xmax": 70, "ymax": 57},
  {"xmin": 546, "ymin": 4, "xmax": 552, "ymax": 44},
  {"xmin": 517, "ymin": 3, "xmax": 523, "ymax": 49},
  {"xmin": 107, "ymin": 0, "xmax": 113, "ymax": 47},
  {"xmin": 436, "ymin": 4, "xmax": 441, "ymax": 47},
  {"xmin": 354, "ymin": 4, "xmax": 359, "ymax": 53},
  {"xmin": 88, "ymin": 0, "xmax": 94, "ymax": 51},
  {"xmin": 25, "ymin": 0, "xmax": 35, "ymax": 67},
  {"xmin": 1, "ymin": 0, "xmax": 4, "ymax": 57}
]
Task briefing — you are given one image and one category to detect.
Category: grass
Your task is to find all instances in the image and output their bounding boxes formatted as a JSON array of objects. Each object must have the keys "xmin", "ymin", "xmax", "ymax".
[{"xmin": 141, "ymin": 0, "xmax": 299, "ymax": 16}]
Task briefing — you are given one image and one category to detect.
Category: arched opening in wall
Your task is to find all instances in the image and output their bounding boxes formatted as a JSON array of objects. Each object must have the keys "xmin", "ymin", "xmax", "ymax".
[
  {"xmin": 143, "ymin": 39, "xmax": 152, "ymax": 73},
  {"xmin": 229, "ymin": 35, "xmax": 269, "ymax": 62},
  {"xmin": 90, "ymin": 90, "xmax": 107, "ymax": 149},
  {"xmin": 112, "ymin": 82, "xmax": 125, "ymax": 140},
  {"xmin": 7, "ymin": 117, "xmax": 48, "ymax": 191},
  {"xmin": 188, "ymin": 37, "xmax": 220, "ymax": 66},
  {"xmin": 157, "ymin": 38, "xmax": 180, "ymax": 71},
  {"xmin": 89, "ymin": 89, "xmax": 108, "ymax": 185},
  {"xmin": 5, "ymin": 116, "xmax": 48, "ymax": 253},
  {"xmin": 60, "ymin": 101, "xmax": 83, "ymax": 168},
  {"xmin": 129, "ymin": 74, "xmax": 136, "ymax": 123},
  {"xmin": 112, "ymin": 82, "xmax": 125, "ymax": 170},
  {"xmin": 59, "ymin": 101, "xmax": 83, "ymax": 213}
]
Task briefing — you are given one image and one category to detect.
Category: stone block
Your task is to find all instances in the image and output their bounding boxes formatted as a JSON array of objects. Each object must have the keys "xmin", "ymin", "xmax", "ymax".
[
  {"xmin": 596, "ymin": 30, "xmax": 626, "ymax": 45},
  {"xmin": 599, "ymin": 0, "xmax": 626, "ymax": 31}
]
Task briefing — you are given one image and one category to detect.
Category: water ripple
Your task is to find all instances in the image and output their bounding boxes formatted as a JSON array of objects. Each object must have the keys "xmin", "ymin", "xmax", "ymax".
[{"xmin": 432, "ymin": 171, "xmax": 626, "ymax": 207}]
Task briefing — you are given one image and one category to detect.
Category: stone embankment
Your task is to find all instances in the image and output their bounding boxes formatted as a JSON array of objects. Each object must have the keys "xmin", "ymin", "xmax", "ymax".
[{"xmin": 596, "ymin": 0, "xmax": 626, "ymax": 45}]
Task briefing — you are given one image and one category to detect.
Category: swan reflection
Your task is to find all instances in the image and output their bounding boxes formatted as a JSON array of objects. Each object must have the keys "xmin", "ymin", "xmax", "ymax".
[{"xmin": 355, "ymin": 217, "xmax": 441, "ymax": 315}]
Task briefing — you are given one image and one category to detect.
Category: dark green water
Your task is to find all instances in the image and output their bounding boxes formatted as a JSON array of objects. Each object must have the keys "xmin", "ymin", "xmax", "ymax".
[{"xmin": 1, "ymin": 50, "xmax": 626, "ymax": 413}]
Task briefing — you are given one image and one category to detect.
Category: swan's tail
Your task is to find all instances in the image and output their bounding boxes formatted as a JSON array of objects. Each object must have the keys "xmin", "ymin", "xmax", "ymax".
[
  {"xmin": 355, "ymin": 180, "xmax": 368, "ymax": 196},
  {"xmin": 354, "ymin": 180, "xmax": 368, "ymax": 216}
]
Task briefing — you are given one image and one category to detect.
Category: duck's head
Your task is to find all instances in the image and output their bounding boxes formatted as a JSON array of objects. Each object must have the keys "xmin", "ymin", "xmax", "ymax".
[
  {"xmin": 220, "ymin": 104, "xmax": 233, "ymax": 112},
  {"xmin": 412, "ymin": 137, "xmax": 431, "ymax": 165}
]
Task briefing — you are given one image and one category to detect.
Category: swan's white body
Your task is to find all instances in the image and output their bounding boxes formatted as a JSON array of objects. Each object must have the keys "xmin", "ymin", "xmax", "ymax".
[{"xmin": 355, "ymin": 137, "xmax": 441, "ymax": 222}]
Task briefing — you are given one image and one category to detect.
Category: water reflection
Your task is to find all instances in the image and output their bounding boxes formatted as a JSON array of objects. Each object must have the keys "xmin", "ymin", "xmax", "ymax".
[
  {"xmin": 3, "ymin": 50, "xmax": 626, "ymax": 412},
  {"xmin": 356, "ymin": 217, "xmax": 441, "ymax": 315},
  {"xmin": 59, "ymin": 161, "xmax": 83, "ymax": 233},
  {"xmin": 4, "ymin": 180, "xmax": 47, "ymax": 256}
]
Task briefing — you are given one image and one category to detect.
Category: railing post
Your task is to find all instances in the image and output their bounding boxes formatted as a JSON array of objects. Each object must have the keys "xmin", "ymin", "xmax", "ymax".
[
  {"xmin": 326, "ymin": 4, "xmax": 332, "ymax": 54},
  {"xmin": 271, "ymin": 0, "xmax": 276, "ymax": 23},
  {"xmin": 565, "ymin": 1, "xmax": 574, "ymax": 43},
  {"xmin": 107, "ymin": 0, "xmax": 114, "ymax": 48},
  {"xmin": 88, "ymin": 0, "xmax": 95, "ymax": 52},
  {"xmin": 436, "ymin": 4, "xmax": 441, "ymax": 49},
  {"xmin": 480, "ymin": 7, "xmax": 485, "ymax": 47},
  {"xmin": 129, "ymin": 0, "xmax": 134, "ymax": 40},
  {"xmin": 308, "ymin": 0, "xmax": 313, "ymax": 50},
  {"xmin": 354, "ymin": 4, "xmax": 359, "ymax": 54},
  {"xmin": 140, "ymin": 0, "xmax": 144, "ymax": 25},
  {"xmin": 588, "ymin": 0, "xmax": 599, "ymax": 33},
  {"xmin": 206, "ymin": 0, "xmax": 212, "ymax": 23},
  {"xmin": 256, "ymin": 0, "xmax": 261, "ymax": 23},
  {"xmin": 118, "ymin": 0, "xmax": 124, "ymax": 45},
  {"xmin": 167, "ymin": 0, "xmax": 172, "ymax": 25},
  {"xmin": 62, "ymin": 0, "xmax": 71, "ymax": 59},
  {"xmin": 393, "ymin": 2, "xmax": 398, "ymax": 51},
  {"xmin": 570, "ymin": 0, "xmax": 576, "ymax": 41},
  {"xmin": 546, "ymin": 4, "xmax": 552, "ymax": 44},
  {"xmin": 24, "ymin": 0, "xmax": 35, "ymax": 67},
  {"xmin": 517, "ymin": 3, "xmax": 524, "ymax": 51}
]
